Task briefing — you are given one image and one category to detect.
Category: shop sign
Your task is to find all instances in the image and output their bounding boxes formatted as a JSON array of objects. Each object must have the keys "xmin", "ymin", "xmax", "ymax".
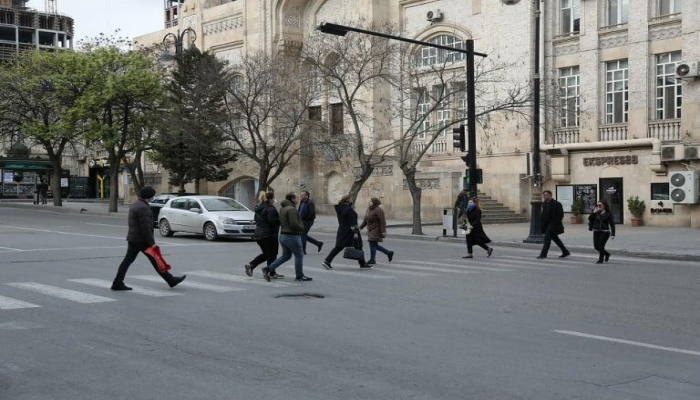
[
  {"xmin": 89, "ymin": 159, "xmax": 110, "ymax": 168},
  {"xmin": 583, "ymin": 155, "xmax": 638, "ymax": 167},
  {"xmin": 2, "ymin": 163, "xmax": 49, "ymax": 170},
  {"xmin": 605, "ymin": 187, "xmax": 617, "ymax": 194}
]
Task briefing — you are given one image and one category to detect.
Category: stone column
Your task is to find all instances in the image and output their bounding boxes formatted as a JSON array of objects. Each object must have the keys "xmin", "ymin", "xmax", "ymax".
[
  {"xmin": 626, "ymin": 0, "xmax": 651, "ymax": 140},
  {"xmin": 578, "ymin": 0, "xmax": 600, "ymax": 143}
]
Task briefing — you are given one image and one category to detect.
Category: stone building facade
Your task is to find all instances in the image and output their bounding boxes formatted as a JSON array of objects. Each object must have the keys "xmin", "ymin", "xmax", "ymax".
[{"xmin": 133, "ymin": 0, "xmax": 700, "ymax": 228}]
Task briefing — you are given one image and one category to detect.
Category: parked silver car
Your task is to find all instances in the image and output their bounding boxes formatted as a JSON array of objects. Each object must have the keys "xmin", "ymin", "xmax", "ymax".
[{"xmin": 158, "ymin": 196, "xmax": 256, "ymax": 241}]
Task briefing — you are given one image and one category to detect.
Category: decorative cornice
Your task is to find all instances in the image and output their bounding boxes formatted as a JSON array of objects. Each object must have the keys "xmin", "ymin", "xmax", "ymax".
[
  {"xmin": 599, "ymin": 34, "xmax": 628, "ymax": 49},
  {"xmin": 554, "ymin": 43, "xmax": 580, "ymax": 57},
  {"xmin": 284, "ymin": 6, "xmax": 301, "ymax": 28},
  {"xmin": 649, "ymin": 24, "xmax": 682, "ymax": 41},
  {"xmin": 203, "ymin": 16, "xmax": 244, "ymax": 36}
]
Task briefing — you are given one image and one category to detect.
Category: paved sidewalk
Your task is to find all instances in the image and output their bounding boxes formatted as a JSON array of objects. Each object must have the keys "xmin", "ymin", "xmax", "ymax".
[{"xmin": 3, "ymin": 201, "xmax": 698, "ymax": 261}]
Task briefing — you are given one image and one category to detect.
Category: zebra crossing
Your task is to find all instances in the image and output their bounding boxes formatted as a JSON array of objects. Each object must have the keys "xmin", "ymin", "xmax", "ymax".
[{"xmin": 0, "ymin": 252, "xmax": 642, "ymax": 312}]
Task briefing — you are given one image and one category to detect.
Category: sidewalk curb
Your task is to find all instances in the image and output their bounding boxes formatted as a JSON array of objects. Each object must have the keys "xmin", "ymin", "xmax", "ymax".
[
  {"xmin": 0, "ymin": 202, "xmax": 126, "ymax": 218},
  {"xmin": 315, "ymin": 228, "xmax": 700, "ymax": 262}
]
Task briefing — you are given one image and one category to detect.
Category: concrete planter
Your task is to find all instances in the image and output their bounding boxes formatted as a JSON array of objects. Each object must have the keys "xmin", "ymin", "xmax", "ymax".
[
  {"xmin": 631, "ymin": 217, "xmax": 644, "ymax": 227},
  {"xmin": 570, "ymin": 215, "xmax": 583, "ymax": 224}
]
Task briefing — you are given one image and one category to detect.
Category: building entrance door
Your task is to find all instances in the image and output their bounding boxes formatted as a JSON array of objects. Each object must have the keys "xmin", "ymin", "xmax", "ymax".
[{"xmin": 599, "ymin": 178, "xmax": 623, "ymax": 224}]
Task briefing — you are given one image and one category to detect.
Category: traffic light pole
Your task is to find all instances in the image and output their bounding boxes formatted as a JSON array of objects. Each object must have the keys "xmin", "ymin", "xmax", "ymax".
[{"xmin": 466, "ymin": 40, "xmax": 478, "ymax": 199}]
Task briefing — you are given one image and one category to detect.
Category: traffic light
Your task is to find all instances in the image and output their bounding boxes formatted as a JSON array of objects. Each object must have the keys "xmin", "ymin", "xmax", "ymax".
[
  {"xmin": 465, "ymin": 169, "xmax": 483, "ymax": 185},
  {"xmin": 452, "ymin": 125, "xmax": 465, "ymax": 152}
]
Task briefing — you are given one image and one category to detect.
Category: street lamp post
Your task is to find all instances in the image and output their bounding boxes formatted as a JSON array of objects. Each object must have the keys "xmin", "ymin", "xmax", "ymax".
[
  {"xmin": 504, "ymin": 0, "xmax": 544, "ymax": 243},
  {"xmin": 160, "ymin": 27, "xmax": 197, "ymax": 62},
  {"xmin": 316, "ymin": 22, "xmax": 487, "ymax": 199}
]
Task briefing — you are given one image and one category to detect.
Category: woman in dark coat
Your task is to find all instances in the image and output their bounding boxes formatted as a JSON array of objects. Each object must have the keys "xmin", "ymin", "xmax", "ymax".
[
  {"xmin": 460, "ymin": 197, "xmax": 494, "ymax": 258},
  {"xmin": 588, "ymin": 200, "xmax": 616, "ymax": 264},
  {"xmin": 245, "ymin": 191, "xmax": 283, "ymax": 278},
  {"xmin": 322, "ymin": 195, "xmax": 368, "ymax": 269},
  {"xmin": 360, "ymin": 198, "xmax": 394, "ymax": 265}
]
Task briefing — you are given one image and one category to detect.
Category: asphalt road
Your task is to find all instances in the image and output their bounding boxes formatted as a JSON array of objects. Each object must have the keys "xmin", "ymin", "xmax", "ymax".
[{"xmin": 0, "ymin": 207, "xmax": 699, "ymax": 400}]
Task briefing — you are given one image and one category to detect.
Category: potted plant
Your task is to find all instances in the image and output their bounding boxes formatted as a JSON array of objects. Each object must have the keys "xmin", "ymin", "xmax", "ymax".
[
  {"xmin": 627, "ymin": 196, "xmax": 646, "ymax": 226},
  {"xmin": 570, "ymin": 199, "xmax": 584, "ymax": 224}
]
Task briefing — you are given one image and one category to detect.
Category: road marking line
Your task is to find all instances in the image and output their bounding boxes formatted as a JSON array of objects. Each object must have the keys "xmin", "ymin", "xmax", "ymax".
[
  {"xmin": 390, "ymin": 263, "xmax": 486, "ymax": 274},
  {"xmin": 334, "ymin": 264, "xmax": 435, "ymax": 277},
  {"xmin": 304, "ymin": 266, "xmax": 395, "ymax": 279},
  {"xmin": 129, "ymin": 275, "xmax": 246, "ymax": 292},
  {"xmin": 5, "ymin": 282, "xmax": 116, "ymax": 304},
  {"xmin": 554, "ymin": 330, "xmax": 700, "ymax": 357},
  {"xmin": 86, "ymin": 223, "xmax": 126, "ymax": 228},
  {"xmin": 69, "ymin": 278, "xmax": 182, "ymax": 297},
  {"xmin": 185, "ymin": 270, "xmax": 296, "ymax": 288},
  {"xmin": 0, "ymin": 295, "xmax": 42, "ymax": 310},
  {"xmin": 435, "ymin": 258, "xmax": 568, "ymax": 270},
  {"xmin": 491, "ymin": 255, "xmax": 584, "ymax": 268},
  {"xmin": 402, "ymin": 260, "xmax": 516, "ymax": 272},
  {"xmin": 0, "ymin": 246, "xmax": 23, "ymax": 252},
  {"xmin": 0, "ymin": 321, "xmax": 42, "ymax": 330},
  {"xmin": 0, "ymin": 225, "xmax": 182, "ymax": 246}
]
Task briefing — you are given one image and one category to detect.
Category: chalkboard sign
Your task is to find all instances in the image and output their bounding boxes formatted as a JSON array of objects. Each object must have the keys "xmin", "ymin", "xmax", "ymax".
[
  {"xmin": 575, "ymin": 184, "xmax": 598, "ymax": 213},
  {"xmin": 556, "ymin": 185, "xmax": 574, "ymax": 213}
]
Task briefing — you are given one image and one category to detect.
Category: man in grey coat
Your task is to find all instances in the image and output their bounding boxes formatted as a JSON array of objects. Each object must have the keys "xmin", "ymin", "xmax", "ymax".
[{"xmin": 111, "ymin": 186, "xmax": 186, "ymax": 290}]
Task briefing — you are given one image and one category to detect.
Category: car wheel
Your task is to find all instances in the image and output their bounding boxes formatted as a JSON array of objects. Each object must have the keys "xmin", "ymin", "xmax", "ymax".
[
  {"xmin": 159, "ymin": 219, "xmax": 174, "ymax": 237},
  {"xmin": 204, "ymin": 222, "xmax": 218, "ymax": 241}
]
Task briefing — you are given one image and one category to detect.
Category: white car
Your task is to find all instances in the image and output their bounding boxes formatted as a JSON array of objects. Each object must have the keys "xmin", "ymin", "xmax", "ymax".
[{"xmin": 157, "ymin": 196, "xmax": 256, "ymax": 241}]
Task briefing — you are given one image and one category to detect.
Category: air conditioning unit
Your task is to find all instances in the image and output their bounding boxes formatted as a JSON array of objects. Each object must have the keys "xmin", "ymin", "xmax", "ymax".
[
  {"xmin": 675, "ymin": 62, "xmax": 700, "ymax": 79},
  {"xmin": 684, "ymin": 146, "xmax": 700, "ymax": 160},
  {"xmin": 426, "ymin": 9, "xmax": 443, "ymax": 22},
  {"xmin": 669, "ymin": 171, "xmax": 700, "ymax": 205},
  {"xmin": 661, "ymin": 144, "xmax": 684, "ymax": 162}
]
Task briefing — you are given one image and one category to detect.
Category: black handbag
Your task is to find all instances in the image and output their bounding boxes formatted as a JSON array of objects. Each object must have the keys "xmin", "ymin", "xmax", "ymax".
[{"xmin": 343, "ymin": 231, "xmax": 365, "ymax": 261}]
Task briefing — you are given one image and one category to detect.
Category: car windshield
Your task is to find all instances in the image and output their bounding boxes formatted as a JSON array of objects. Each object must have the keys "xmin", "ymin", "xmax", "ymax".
[{"xmin": 200, "ymin": 198, "xmax": 248, "ymax": 212}]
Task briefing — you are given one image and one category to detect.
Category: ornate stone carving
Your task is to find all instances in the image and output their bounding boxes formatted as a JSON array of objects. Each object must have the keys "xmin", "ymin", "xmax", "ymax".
[
  {"xmin": 599, "ymin": 34, "xmax": 628, "ymax": 49},
  {"xmin": 403, "ymin": 178, "xmax": 440, "ymax": 190},
  {"xmin": 203, "ymin": 16, "xmax": 244, "ymax": 36},
  {"xmin": 277, "ymin": 39, "xmax": 304, "ymax": 56},
  {"xmin": 650, "ymin": 25, "xmax": 682, "ymax": 41},
  {"xmin": 353, "ymin": 165, "xmax": 394, "ymax": 181},
  {"xmin": 181, "ymin": 15, "xmax": 197, "ymax": 29},
  {"xmin": 284, "ymin": 6, "xmax": 301, "ymax": 28},
  {"xmin": 554, "ymin": 43, "xmax": 579, "ymax": 57}
]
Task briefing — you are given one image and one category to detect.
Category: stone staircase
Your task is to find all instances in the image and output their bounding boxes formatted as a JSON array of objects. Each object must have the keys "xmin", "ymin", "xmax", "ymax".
[{"xmin": 477, "ymin": 191, "xmax": 529, "ymax": 224}]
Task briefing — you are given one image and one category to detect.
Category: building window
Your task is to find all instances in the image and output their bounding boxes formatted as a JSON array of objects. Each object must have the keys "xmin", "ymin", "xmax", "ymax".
[
  {"xmin": 330, "ymin": 103, "xmax": 343, "ymax": 135},
  {"xmin": 308, "ymin": 106, "xmax": 322, "ymax": 121},
  {"xmin": 435, "ymin": 86, "xmax": 451, "ymax": 137},
  {"xmin": 454, "ymin": 82, "xmax": 467, "ymax": 120},
  {"xmin": 605, "ymin": 60, "xmax": 628, "ymax": 124},
  {"xmin": 415, "ymin": 35, "xmax": 466, "ymax": 67},
  {"xmin": 607, "ymin": 0, "xmax": 629, "ymax": 26},
  {"xmin": 657, "ymin": 0, "xmax": 681, "ymax": 16},
  {"xmin": 416, "ymin": 88, "xmax": 430, "ymax": 140},
  {"xmin": 656, "ymin": 52, "xmax": 682, "ymax": 120},
  {"xmin": 651, "ymin": 182, "xmax": 669, "ymax": 201},
  {"xmin": 559, "ymin": 66, "xmax": 580, "ymax": 128},
  {"xmin": 561, "ymin": 0, "xmax": 580, "ymax": 34}
]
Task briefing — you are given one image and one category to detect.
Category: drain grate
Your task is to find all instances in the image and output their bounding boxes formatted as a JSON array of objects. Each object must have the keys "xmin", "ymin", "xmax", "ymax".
[{"xmin": 275, "ymin": 293, "xmax": 326, "ymax": 300}]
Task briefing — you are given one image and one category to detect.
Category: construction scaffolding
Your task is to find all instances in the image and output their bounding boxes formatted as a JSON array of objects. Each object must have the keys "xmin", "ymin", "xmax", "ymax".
[{"xmin": 0, "ymin": 0, "xmax": 73, "ymax": 61}]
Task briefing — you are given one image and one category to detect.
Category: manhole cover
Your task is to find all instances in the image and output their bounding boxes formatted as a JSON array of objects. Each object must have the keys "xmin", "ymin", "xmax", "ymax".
[{"xmin": 275, "ymin": 293, "xmax": 325, "ymax": 300}]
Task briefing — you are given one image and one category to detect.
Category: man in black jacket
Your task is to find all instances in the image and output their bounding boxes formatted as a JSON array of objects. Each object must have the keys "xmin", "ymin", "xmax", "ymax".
[
  {"xmin": 299, "ymin": 191, "xmax": 323, "ymax": 254},
  {"xmin": 537, "ymin": 190, "xmax": 570, "ymax": 259},
  {"xmin": 111, "ymin": 186, "xmax": 186, "ymax": 291}
]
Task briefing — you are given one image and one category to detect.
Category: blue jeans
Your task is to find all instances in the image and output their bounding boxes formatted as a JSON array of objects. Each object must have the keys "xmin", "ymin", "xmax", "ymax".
[
  {"xmin": 368, "ymin": 241, "xmax": 390, "ymax": 263},
  {"xmin": 268, "ymin": 234, "xmax": 304, "ymax": 278}
]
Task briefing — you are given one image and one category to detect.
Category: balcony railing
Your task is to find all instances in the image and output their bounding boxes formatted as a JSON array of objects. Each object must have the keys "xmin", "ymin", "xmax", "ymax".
[
  {"xmin": 411, "ymin": 140, "xmax": 450, "ymax": 156},
  {"xmin": 599, "ymin": 124, "xmax": 628, "ymax": 141},
  {"xmin": 552, "ymin": 128, "xmax": 580, "ymax": 144},
  {"xmin": 648, "ymin": 120, "xmax": 681, "ymax": 141}
]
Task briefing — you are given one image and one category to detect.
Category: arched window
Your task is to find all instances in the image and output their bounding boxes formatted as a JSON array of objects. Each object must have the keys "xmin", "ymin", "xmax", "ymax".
[{"xmin": 414, "ymin": 35, "xmax": 466, "ymax": 67}]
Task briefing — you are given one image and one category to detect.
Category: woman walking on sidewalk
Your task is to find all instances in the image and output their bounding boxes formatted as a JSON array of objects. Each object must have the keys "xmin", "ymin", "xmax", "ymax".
[
  {"xmin": 322, "ymin": 195, "xmax": 368, "ymax": 269},
  {"xmin": 588, "ymin": 200, "xmax": 615, "ymax": 264},
  {"xmin": 460, "ymin": 197, "xmax": 494, "ymax": 259},
  {"xmin": 244, "ymin": 191, "xmax": 283, "ymax": 278},
  {"xmin": 360, "ymin": 198, "xmax": 394, "ymax": 266}
]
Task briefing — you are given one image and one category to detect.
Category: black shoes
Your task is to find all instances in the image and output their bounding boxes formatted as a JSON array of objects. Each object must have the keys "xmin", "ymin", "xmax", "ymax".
[
  {"xmin": 168, "ymin": 275, "xmax": 186, "ymax": 288},
  {"xmin": 366, "ymin": 261, "xmax": 376, "ymax": 266},
  {"xmin": 487, "ymin": 248, "xmax": 494, "ymax": 257},
  {"xmin": 111, "ymin": 282, "xmax": 132, "ymax": 291},
  {"xmin": 317, "ymin": 242, "xmax": 324, "ymax": 253},
  {"xmin": 595, "ymin": 260, "xmax": 604, "ymax": 264},
  {"xmin": 463, "ymin": 254, "xmax": 474, "ymax": 259},
  {"xmin": 559, "ymin": 252, "xmax": 571, "ymax": 259},
  {"xmin": 244, "ymin": 263, "xmax": 254, "ymax": 277},
  {"xmin": 388, "ymin": 251, "xmax": 394, "ymax": 262},
  {"xmin": 322, "ymin": 261, "xmax": 333, "ymax": 270},
  {"xmin": 536, "ymin": 256, "xmax": 547, "ymax": 259},
  {"xmin": 262, "ymin": 267, "xmax": 271, "ymax": 282},
  {"xmin": 271, "ymin": 273, "xmax": 284, "ymax": 279},
  {"xmin": 360, "ymin": 263, "xmax": 373, "ymax": 269},
  {"xmin": 295, "ymin": 276, "xmax": 313, "ymax": 282},
  {"xmin": 604, "ymin": 253, "xmax": 611, "ymax": 262}
]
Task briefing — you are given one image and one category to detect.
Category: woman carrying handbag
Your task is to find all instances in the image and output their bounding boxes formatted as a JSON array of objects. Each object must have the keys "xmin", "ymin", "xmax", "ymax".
[
  {"xmin": 588, "ymin": 200, "xmax": 615, "ymax": 264},
  {"xmin": 360, "ymin": 198, "xmax": 394, "ymax": 266},
  {"xmin": 322, "ymin": 195, "xmax": 369, "ymax": 269},
  {"xmin": 460, "ymin": 197, "xmax": 494, "ymax": 259}
]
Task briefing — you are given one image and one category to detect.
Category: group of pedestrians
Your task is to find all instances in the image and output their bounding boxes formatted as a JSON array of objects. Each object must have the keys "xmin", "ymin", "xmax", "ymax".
[{"xmin": 456, "ymin": 189, "xmax": 616, "ymax": 264}]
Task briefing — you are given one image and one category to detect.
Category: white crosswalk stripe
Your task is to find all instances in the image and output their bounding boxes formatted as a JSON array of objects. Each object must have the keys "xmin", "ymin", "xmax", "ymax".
[
  {"xmin": 185, "ymin": 270, "xmax": 296, "ymax": 288},
  {"xmin": 493, "ymin": 255, "xmax": 585, "ymax": 268},
  {"xmin": 400, "ymin": 260, "xmax": 516, "ymax": 272},
  {"xmin": 0, "ymin": 294, "xmax": 41, "ymax": 310},
  {"xmin": 333, "ymin": 264, "xmax": 435, "ymax": 277},
  {"xmin": 304, "ymin": 267, "xmax": 396, "ymax": 279},
  {"xmin": 389, "ymin": 263, "xmax": 484, "ymax": 274},
  {"xmin": 130, "ymin": 275, "xmax": 246, "ymax": 292},
  {"xmin": 69, "ymin": 279, "xmax": 182, "ymax": 297},
  {"xmin": 5, "ymin": 282, "xmax": 116, "ymax": 304}
]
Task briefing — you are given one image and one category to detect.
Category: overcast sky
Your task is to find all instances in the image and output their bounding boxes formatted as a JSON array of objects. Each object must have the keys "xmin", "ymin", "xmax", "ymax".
[{"xmin": 27, "ymin": 0, "xmax": 164, "ymax": 43}]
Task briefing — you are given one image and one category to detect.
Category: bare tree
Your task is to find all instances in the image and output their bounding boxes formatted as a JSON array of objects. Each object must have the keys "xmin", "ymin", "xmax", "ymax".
[
  {"xmin": 391, "ymin": 44, "xmax": 533, "ymax": 234},
  {"xmin": 223, "ymin": 51, "xmax": 316, "ymax": 190},
  {"xmin": 303, "ymin": 21, "xmax": 398, "ymax": 203}
]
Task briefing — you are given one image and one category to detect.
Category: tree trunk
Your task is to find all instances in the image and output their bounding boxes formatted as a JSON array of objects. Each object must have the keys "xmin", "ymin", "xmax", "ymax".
[
  {"xmin": 258, "ymin": 169, "xmax": 271, "ymax": 192},
  {"xmin": 108, "ymin": 163, "xmax": 119, "ymax": 213},
  {"xmin": 404, "ymin": 170, "xmax": 423, "ymax": 235},
  {"xmin": 348, "ymin": 164, "xmax": 373, "ymax": 205},
  {"xmin": 178, "ymin": 183, "xmax": 186, "ymax": 194},
  {"xmin": 194, "ymin": 178, "xmax": 200, "ymax": 195},
  {"xmin": 50, "ymin": 156, "xmax": 62, "ymax": 207}
]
